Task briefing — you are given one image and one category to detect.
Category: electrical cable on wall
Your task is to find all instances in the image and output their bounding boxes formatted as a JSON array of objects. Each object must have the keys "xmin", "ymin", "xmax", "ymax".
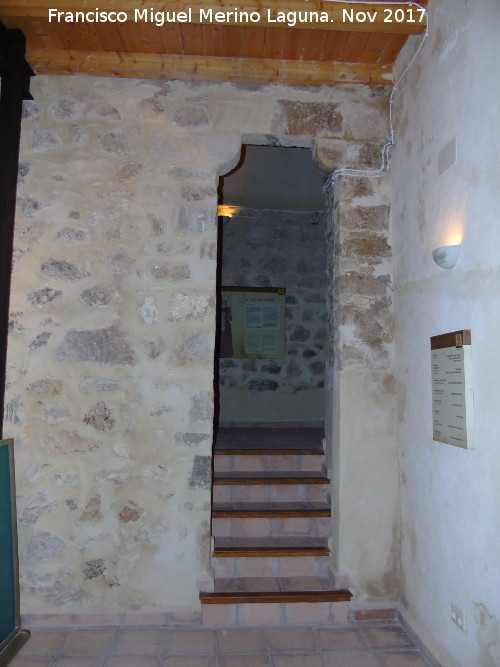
[{"xmin": 323, "ymin": 0, "xmax": 430, "ymax": 190}]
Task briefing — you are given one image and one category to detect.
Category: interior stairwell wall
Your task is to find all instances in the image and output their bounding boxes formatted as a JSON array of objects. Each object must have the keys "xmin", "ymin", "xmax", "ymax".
[
  {"xmin": 218, "ymin": 208, "xmax": 327, "ymax": 423},
  {"xmin": 392, "ymin": 1, "xmax": 500, "ymax": 664}
]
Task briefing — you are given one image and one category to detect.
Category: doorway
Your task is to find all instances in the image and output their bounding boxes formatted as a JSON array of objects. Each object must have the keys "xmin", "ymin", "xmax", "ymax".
[{"xmin": 215, "ymin": 145, "xmax": 327, "ymax": 428}]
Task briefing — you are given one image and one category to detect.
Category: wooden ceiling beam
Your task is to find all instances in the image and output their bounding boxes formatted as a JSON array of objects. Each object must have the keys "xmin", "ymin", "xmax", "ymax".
[
  {"xmin": 0, "ymin": 1, "xmax": 427, "ymax": 34},
  {"xmin": 26, "ymin": 48, "xmax": 393, "ymax": 86}
]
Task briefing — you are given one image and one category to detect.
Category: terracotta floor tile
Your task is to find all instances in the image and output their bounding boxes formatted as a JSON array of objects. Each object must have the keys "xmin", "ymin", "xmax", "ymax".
[
  {"xmin": 377, "ymin": 650, "xmax": 431, "ymax": 666},
  {"xmin": 52, "ymin": 659, "xmax": 105, "ymax": 667},
  {"xmin": 113, "ymin": 627, "xmax": 168, "ymax": 655},
  {"xmin": 107, "ymin": 659, "xmax": 159, "ymax": 667},
  {"xmin": 217, "ymin": 628, "xmax": 267, "ymax": 654},
  {"xmin": 322, "ymin": 652, "xmax": 381, "ymax": 667},
  {"xmin": 63, "ymin": 629, "xmax": 116, "ymax": 655},
  {"xmin": 315, "ymin": 627, "xmax": 367, "ymax": 651},
  {"xmin": 167, "ymin": 629, "xmax": 216, "ymax": 655},
  {"xmin": 9, "ymin": 658, "xmax": 53, "ymax": 667},
  {"xmin": 362, "ymin": 626, "xmax": 415, "ymax": 650},
  {"xmin": 266, "ymin": 626, "xmax": 317, "ymax": 653},
  {"xmin": 163, "ymin": 657, "xmax": 216, "ymax": 666},
  {"xmin": 17, "ymin": 630, "xmax": 68, "ymax": 655},
  {"xmin": 272, "ymin": 654, "xmax": 323, "ymax": 667},
  {"xmin": 218, "ymin": 656, "xmax": 271, "ymax": 667}
]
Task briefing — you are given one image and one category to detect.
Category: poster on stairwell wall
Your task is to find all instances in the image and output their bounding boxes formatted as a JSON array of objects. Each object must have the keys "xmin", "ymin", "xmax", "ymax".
[
  {"xmin": 220, "ymin": 286, "xmax": 286, "ymax": 359},
  {"xmin": 430, "ymin": 330, "xmax": 475, "ymax": 449}
]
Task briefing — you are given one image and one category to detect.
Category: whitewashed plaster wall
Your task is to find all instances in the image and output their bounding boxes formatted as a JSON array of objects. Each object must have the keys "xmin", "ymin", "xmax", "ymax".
[
  {"xmin": 4, "ymin": 73, "xmax": 396, "ymax": 618},
  {"xmin": 392, "ymin": 0, "xmax": 500, "ymax": 664}
]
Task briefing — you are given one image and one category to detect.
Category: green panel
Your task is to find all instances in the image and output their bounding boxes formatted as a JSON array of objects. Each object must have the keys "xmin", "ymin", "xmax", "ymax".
[{"xmin": 0, "ymin": 442, "xmax": 16, "ymax": 643}]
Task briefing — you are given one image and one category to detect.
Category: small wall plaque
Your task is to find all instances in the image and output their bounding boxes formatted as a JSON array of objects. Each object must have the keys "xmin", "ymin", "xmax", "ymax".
[{"xmin": 431, "ymin": 330, "xmax": 475, "ymax": 449}]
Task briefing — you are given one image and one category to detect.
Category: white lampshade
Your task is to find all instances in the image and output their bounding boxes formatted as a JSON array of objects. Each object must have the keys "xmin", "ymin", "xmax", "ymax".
[{"xmin": 432, "ymin": 244, "xmax": 461, "ymax": 269}]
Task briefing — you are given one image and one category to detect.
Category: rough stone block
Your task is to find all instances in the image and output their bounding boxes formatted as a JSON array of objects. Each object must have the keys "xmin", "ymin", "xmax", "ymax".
[
  {"xmin": 50, "ymin": 96, "xmax": 82, "ymax": 120},
  {"xmin": 83, "ymin": 401, "xmax": 115, "ymax": 432},
  {"xmin": 290, "ymin": 325, "xmax": 310, "ymax": 342},
  {"xmin": 140, "ymin": 297, "xmax": 158, "ymax": 324},
  {"xmin": 175, "ymin": 207, "xmax": 216, "ymax": 234},
  {"xmin": 345, "ymin": 205, "xmax": 389, "ymax": 232},
  {"xmin": 174, "ymin": 105, "xmax": 210, "ymax": 127},
  {"xmin": 119, "ymin": 501, "xmax": 145, "ymax": 523},
  {"xmin": 276, "ymin": 100, "xmax": 343, "ymax": 137},
  {"xmin": 80, "ymin": 377, "xmax": 121, "ymax": 393},
  {"xmin": 99, "ymin": 129, "xmax": 128, "ymax": 154},
  {"xmin": 32, "ymin": 129, "xmax": 61, "ymax": 150},
  {"xmin": 339, "ymin": 272, "xmax": 391, "ymax": 298},
  {"xmin": 27, "ymin": 531, "xmax": 66, "ymax": 561},
  {"xmin": 151, "ymin": 264, "xmax": 190, "ymax": 281},
  {"xmin": 80, "ymin": 494, "xmax": 102, "ymax": 523},
  {"xmin": 189, "ymin": 455, "xmax": 212, "ymax": 489},
  {"xmin": 181, "ymin": 183, "xmax": 216, "ymax": 201},
  {"xmin": 19, "ymin": 492, "xmax": 57, "ymax": 524},
  {"xmin": 149, "ymin": 213, "xmax": 168, "ymax": 236},
  {"xmin": 27, "ymin": 378, "xmax": 63, "ymax": 395},
  {"xmin": 41, "ymin": 259, "xmax": 87, "ymax": 282},
  {"xmin": 107, "ymin": 251, "xmax": 135, "ymax": 274},
  {"xmin": 189, "ymin": 392, "xmax": 214, "ymax": 422},
  {"xmin": 56, "ymin": 324, "xmax": 135, "ymax": 365},
  {"xmin": 174, "ymin": 432, "xmax": 211, "ymax": 447},
  {"xmin": 341, "ymin": 234, "xmax": 391, "ymax": 264},
  {"xmin": 41, "ymin": 430, "xmax": 101, "ymax": 455},
  {"xmin": 169, "ymin": 293, "xmax": 213, "ymax": 320},
  {"xmin": 173, "ymin": 332, "xmax": 212, "ymax": 366},
  {"xmin": 82, "ymin": 559, "xmax": 106, "ymax": 580},
  {"xmin": 29, "ymin": 331, "xmax": 52, "ymax": 350},
  {"xmin": 56, "ymin": 227, "xmax": 86, "ymax": 242},
  {"xmin": 248, "ymin": 379, "xmax": 278, "ymax": 392}
]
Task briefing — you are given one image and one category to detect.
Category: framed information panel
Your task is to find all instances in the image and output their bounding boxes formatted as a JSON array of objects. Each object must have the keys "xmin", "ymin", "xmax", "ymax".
[
  {"xmin": 220, "ymin": 287, "xmax": 286, "ymax": 359},
  {"xmin": 430, "ymin": 330, "xmax": 475, "ymax": 449},
  {"xmin": 0, "ymin": 439, "xmax": 30, "ymax": 663}
]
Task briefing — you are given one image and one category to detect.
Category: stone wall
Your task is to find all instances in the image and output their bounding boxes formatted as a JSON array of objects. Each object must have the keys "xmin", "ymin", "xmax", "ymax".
[
  {"xmin": 219, "ymin": 209, "xmax": 327, "ymax": 422},
  {"xmin": 4, "ymin": 73, "xmax": 394, "ymax": 617},
  {"xmin": 323, "ymin": 172, "xmax": 396, "ymax": 602}
]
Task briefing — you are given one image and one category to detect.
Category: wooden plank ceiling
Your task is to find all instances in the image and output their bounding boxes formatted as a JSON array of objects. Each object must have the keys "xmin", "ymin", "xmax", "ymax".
[{"xmin": 0, "ymin": 1, "xmax": 427, "ymax": 87}]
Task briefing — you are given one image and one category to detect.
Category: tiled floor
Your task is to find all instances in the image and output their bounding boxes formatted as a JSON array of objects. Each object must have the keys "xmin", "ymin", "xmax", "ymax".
[{"xmin": 10, "ymin": 621, "xmax": 435, "ymax": 666}]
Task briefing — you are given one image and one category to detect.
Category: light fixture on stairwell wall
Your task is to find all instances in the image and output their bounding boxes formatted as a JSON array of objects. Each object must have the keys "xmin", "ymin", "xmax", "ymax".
[{"xmin": 432, "ymin": 244, "xmax": 462, "ymax": 269}]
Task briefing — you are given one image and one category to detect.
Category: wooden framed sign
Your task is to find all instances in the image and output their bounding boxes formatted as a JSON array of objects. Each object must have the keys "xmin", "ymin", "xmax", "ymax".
[
  {"xmin": 430, "ymin": 330, "xmax": 475, "ymax": 449},
  {"xmin": 220, "ymin": 286, "xmax": 286, "ymax": 359}
]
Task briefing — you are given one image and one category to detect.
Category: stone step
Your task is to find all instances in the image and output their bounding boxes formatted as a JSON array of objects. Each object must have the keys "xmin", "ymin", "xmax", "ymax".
[
  {"xmin": 213, "ymin": 471, "xmax": 329, "ymax": 484},
  {"xmin": 212, "ymin": 554, "xmax": 329, "ymax": 579},
  {"xmin": 212, "ymin": 481, "xmax": 329, "ymax": 503},
  {"xmin": 212, "ymin": 501, "xmax": 330, "ymax": 519},
  {"xmin": 214, "ymin": 453, "xmax": 324, "ymax": 473},
  {"xmin": 211, "ymin": 516, "xmax": 331, "ymax": 538},
  {"xmin": 214, "ymin": 427, "xmax": 325, "ymax": 454},
  {"xmin": 214, "ymin": 576, "xmax": 332, "ymax": 593},
  {"xmin": 200, "ymin": 591, "xmax": 351, "ymax": 627},
  {"xmin": 213, "ymin": 536, "xmax": 329, "ymax": 556}
]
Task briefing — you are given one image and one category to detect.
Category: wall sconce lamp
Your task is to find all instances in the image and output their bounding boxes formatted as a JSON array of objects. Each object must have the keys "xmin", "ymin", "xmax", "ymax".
[{"xmin": 432, "ymin": 244, "xmax": 461, "ymax": 269}]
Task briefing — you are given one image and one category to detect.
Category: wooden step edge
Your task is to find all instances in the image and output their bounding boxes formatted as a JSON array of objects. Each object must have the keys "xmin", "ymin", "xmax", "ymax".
[
  {"xmin": 212, "ymin": 509, "xmax": 331, "ymax": 518},
  {"xmin": 213, "ymin": 475, "xmax": 330, "ymax": 485},
  {"xmin": 215, "ymin": 448, "xmax": 325, "ymax": 456},
  {"xmin": 213, "ymin": 546, "xmax": 330, "ymax": 557},
  {"xmin": 212, "ymin": 547, "xmax": 330, "ymax": 558},
  {"xmin": 199, "ymin": 589, "xmax": 352, "ymax": 604}
]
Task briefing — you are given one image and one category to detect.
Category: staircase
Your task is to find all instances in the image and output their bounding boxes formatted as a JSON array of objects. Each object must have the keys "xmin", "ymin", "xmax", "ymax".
[{"xmin": 200, "ymin": 427, "xmax": 352, "ymax": 626}]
